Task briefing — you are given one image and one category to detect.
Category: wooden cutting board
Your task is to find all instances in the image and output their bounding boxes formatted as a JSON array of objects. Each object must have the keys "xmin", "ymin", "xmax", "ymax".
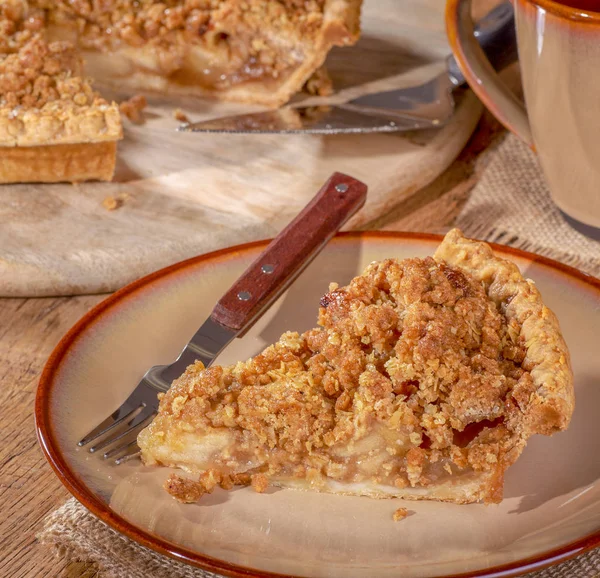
[{"xmin": 0, "ymin": 0, "xmax": 483, "ymax": 297}]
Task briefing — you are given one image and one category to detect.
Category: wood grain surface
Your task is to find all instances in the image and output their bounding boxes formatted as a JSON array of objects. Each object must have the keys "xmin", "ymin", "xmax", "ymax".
[{"xmin": 0, "ymin": 0, "xmax": 485, "ymax": 298}]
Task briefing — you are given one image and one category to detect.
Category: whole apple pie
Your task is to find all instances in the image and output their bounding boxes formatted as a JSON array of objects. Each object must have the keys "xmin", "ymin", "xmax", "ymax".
[{"xmin": 138, "ymin": 230, "xmax": 574, "ymax": 505}]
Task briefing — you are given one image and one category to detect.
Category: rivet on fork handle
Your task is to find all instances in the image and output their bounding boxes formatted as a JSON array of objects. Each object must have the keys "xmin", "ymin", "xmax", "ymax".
[{"xmin": 211, "ymin": 172, "xmax": 367, "ymax": 335}]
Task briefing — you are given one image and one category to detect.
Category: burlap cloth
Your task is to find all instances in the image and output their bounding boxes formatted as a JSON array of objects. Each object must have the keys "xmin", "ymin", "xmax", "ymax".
[
  {"xmin": 455, "ymin": 134, "xmax": 600, "ymax": 278},
  {"xmin": 39, "ymin": 133, "xmax": 600, "ymax": 577}
]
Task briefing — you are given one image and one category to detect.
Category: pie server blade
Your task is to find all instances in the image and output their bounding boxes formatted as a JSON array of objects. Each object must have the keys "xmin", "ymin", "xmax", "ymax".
[{"xmin": 178, "ymin": 79, "xmax": 450, "ymax": 136}]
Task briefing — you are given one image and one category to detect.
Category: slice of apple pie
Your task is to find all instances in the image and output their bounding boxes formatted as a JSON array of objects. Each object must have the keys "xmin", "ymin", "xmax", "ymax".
[
  {"xmin": 138, "ymin": 229, "xmax": 574, "ymax": 505},
  {"xmin": 0, "ymin": 1, "xmax": 122, "ymax": 183}
]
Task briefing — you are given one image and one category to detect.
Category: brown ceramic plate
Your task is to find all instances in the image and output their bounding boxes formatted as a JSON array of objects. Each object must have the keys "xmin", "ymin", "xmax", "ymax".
[{"xmin": 36, "ymin": 232, "xmax": 600, "ymax": 578}]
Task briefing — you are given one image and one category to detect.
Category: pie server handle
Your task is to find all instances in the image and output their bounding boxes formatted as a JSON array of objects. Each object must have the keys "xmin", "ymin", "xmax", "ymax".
[
  {"xmin": 446, "ymin": 1, "xmax": 517, "ymax": 87},
  {"xmin": 210, "ymin": 172, "xmax": 368, "ymax": 335}
]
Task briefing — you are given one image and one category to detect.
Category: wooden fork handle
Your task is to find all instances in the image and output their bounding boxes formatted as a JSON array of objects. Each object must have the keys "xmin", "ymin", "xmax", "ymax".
[{"xmin": 211, "ymin": 172, "xmax": 368, "ymax": 333}]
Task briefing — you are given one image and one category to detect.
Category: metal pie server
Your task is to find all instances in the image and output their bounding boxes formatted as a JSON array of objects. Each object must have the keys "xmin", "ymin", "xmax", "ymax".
[
  {"xmin": 180, "ymin": 2, "xmax": 517, "ymax": 135},
  {"xmin": 77, "ymin": 172, "xmax": 367, "ymax": 463}
]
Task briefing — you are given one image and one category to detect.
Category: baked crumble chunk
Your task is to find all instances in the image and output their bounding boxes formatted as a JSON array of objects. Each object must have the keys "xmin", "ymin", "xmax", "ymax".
[
  {"xmin": 138, "ymin": 229, "xmax": 574, "ymax": 505},
  {"xmin": 0, "ymin": 0, "xmax": 122, "ymax": 183},
  {"xmin": 35, "ymin": 0, "xmax": 362, "ymax": 106}
]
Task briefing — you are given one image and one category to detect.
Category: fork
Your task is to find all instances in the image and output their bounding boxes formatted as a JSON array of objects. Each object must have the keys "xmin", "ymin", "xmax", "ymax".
[{"xmin": 77, "ymin": 172, "xmax": 368, "ymax": 463}]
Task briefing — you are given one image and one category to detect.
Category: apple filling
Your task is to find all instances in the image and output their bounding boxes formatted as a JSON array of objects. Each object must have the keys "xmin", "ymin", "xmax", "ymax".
[{"xmin": 36, "ymin": 0, "xmax": 359, "ymax": 102}]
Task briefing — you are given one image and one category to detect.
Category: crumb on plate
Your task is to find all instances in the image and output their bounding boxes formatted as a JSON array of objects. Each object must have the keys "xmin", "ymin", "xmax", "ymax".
[
  {"xmin": 164, "ymin": 474, "xmax": 207, "ymax": 503},
  {"xmin": 251, "ymin": 473, "xmax": 269, "ymax": 493},
  {"xmin": 393, "ymin": 507, "xmax": 409, "ymax": 522},
  {"xmin": 164, "ymin": 469, "xmax": 255, "ymax": 503}
]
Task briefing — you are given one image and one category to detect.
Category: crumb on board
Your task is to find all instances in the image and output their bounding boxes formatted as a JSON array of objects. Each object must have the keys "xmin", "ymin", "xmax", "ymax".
[
  {"xmin": 173, "ymin": 108, "xmax": 190, "ymax": 123},
  {"xmin": 303, "ymin": 65, "xmax": 333, "ymax": 96},
  {"xmin": 393, "ymin": 507, "xmax": 409, "ymax": 522},
  {"xmin": 119, "ymin": 94, "xmax": 147, "ymax": 124},
  {"xmin": 102, "ymin": 193, "xmax": 129, "ymax": 211},
  {"xmin": 102, "ymin": 196, "xmax": 122, "ymax": 211}
]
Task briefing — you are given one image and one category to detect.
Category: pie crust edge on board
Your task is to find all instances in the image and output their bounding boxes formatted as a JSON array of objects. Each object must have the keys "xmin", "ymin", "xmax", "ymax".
[
  {"xmin": 0, "ymin": 141, "xmax": 118, "ymax": 184},
  {"xmin": 137, "ymin": 230, "xmax": 575, "ymax": 506},
  {"xmin": 0, "ymin": 97, "xmax": 123, "ymax": 183}
]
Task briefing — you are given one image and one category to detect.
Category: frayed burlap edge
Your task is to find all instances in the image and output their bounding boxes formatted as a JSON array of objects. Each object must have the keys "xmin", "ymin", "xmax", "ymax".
[{"xmin": 39, "ymin": 498, "xmax": 218, "ymax": 578}]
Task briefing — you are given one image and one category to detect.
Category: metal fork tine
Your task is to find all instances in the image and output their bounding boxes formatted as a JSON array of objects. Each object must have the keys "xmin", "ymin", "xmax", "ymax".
[
  {"xmin": 114, "ymin": 449, "xmax": 142, "ymax": 465},
  {"xmin": 89, "ymin": 409, "xmax": 157, "ymax": 453},
  {"xmin": 78, "ymin": 399, "xmax": 142, "ymax": 446},
  {"xmin": 103, "ymin": 438, "xmax": 138, "ymax": 460},
  {"xmin": 102, "ymin": 437, "xmax": 139, "ymax": 460}
]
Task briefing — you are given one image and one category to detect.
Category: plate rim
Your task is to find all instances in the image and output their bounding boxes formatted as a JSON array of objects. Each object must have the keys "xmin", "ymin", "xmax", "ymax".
[{"xmin": 35, "ymin": 231, "xmax": 600, "ymax": 578}]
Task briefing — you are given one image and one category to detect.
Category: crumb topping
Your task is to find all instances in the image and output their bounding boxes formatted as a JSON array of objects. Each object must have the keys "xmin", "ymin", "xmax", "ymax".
[
  {"xmin": 42, "ymin": 0, "xmax": 327, "ymax": 42},
  {"xmin": 0, "ymin": 0, "xmax": 122, "ymax": 146},
  {"xmin": 143, "ymin": 254, "xmax": 534, "ymax": 503},
  {"xmin": 1, "ymin": 2, "xmax": 101, "ymax": 109}
]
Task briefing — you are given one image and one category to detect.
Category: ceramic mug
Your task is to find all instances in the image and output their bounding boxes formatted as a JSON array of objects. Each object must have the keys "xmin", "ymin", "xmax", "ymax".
[{"xmin": 446, "ymin": 0, "xmax": 600, "ymax": 229}]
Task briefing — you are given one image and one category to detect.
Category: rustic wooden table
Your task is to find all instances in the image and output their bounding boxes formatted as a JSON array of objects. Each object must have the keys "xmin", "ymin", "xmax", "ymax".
[{"xmin": 0, "ymin": 107, "xmax": 504, "ymax": 577}]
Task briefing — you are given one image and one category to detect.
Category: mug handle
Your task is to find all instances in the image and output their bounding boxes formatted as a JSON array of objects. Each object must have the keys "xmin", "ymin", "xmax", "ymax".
[{"xmin": 446, "ymin": 0, "xmax": 534, "ymax": 148}]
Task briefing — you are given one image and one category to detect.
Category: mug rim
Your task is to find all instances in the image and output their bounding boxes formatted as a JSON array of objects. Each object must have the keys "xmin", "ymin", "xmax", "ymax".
[{"xmin": 521, "ymin": 0, "xmax": 600, "ymax": 21}]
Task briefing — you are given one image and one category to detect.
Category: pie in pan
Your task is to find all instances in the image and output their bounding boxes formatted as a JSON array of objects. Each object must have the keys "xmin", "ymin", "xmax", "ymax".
[
  {"xmin": 1, "ymin": 0, "xmax": 362, "ymax": 183},
  {"xmin": 138, "ymin": 230, "xmax": 575, "ymax": 505}
]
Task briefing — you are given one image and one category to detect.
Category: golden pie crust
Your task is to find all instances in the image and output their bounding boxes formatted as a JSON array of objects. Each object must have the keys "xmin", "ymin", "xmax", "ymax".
[
  {"xmin": 138, "ymin": 230, "xmax": 574, "ymax": 506},
  {"xmin": 0, "ymin": 141, "xmax": 118, "ymax": 183}
]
